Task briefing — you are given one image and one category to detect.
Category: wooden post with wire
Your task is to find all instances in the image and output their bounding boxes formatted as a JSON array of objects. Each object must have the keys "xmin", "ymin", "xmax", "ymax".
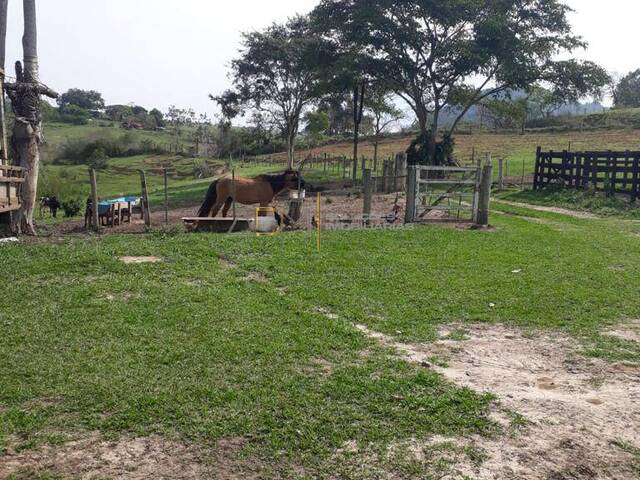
[
  {"xmin": 227, "ymin": 169, "xmax": 238, "ymax": 234},
  {"xmin": 475, "ymin": 154, "xmax": 493, "ymax": 226},
  {"xmin": 316, "ymin": 192, "xmax": 321, "ymax": 253},
  {"xmin": 138, "ymin": 169, "xmax": 151, "ymax": 229},
  {"xmin": 89, "ymin": 169, "xmax": 99, "ymax": 229},
  {"xmin": 363, "ymin": 168, "xmax": 372, "ymax": 226},
  {"xmin": 163, "ymin": 168, "xmax": 169, "ymax": 225}
]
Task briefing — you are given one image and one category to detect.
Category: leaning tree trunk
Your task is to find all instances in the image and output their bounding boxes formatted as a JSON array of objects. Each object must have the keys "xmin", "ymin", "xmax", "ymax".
[{"xmin": 10, "ymin": 0, "xmax": 49, "ymax": 235}]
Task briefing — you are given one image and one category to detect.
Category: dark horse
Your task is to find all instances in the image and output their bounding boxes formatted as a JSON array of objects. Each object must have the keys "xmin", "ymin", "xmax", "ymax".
[{"xmin": 197, "ymin": 170, "xmax": 305, "ymax": 218}]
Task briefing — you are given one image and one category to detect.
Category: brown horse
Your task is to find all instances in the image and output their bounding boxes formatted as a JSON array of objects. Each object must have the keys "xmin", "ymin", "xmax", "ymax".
[{"xmin": 197, "ymin": 170, "xmax": 305, "ymax": 218}]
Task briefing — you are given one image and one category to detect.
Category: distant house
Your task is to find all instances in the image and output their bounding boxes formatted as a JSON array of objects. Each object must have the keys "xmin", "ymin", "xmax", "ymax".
[{"xmin": 122, "ymin": 120, "xmax": 145, "ymax": 130}]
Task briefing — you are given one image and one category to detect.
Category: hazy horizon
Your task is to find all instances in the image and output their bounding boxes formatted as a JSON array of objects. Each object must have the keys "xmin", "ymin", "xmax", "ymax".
[{"xmin": 2, "ymin": 0, "xmax": 637, "ymax": 118}]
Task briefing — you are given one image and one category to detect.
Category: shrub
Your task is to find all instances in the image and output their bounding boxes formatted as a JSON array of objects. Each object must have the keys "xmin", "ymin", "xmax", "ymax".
[
  {"xmin": 55, "ymin": 132, "xmax": 167, "ymax": 165},
  {"xmin": 62, "ymin": 199, "xmax": 83, "ymax": 218},
  {"xmin": 406, "ymin": 132, "xmax": 455, "ymax": 166},
  {"xmin": 87, "ymin": 147, "xmax": 109, "ymax": 170}
]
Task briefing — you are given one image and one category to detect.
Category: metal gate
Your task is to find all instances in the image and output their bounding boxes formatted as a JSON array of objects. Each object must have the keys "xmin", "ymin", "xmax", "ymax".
[{"xmin": 411, "ymin": 165, "xmax": 481, "ymax": 222}]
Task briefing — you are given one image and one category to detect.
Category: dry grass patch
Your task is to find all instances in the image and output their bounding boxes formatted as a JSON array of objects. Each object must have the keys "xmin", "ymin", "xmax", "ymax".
[
  {"xmin": 0, "ymin": 434, "xmax": 268, "ymax": 480},
  {"xmin": 118, "ymin": 256, "xmax": 163, "ymax": 265},
  {"xmin": 355, "ymin": 323, "xmax": 640, "ymax": 479}
]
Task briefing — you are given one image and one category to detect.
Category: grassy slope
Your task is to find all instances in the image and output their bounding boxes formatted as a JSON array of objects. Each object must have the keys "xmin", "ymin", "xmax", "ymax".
[
  {"xmin": 303, "ymin": 129, "xmax": 640, "ymax": 178},
  {"xmin": 1, "ymin": 205, "xmax": 639, "ymax": 476}
]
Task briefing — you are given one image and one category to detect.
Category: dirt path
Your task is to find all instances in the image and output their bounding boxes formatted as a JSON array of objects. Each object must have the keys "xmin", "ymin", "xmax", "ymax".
[
  {"xmin": 0, "ymin": 434, "xmax": 267, "ymax": 480},
  {"xmin": 354, "ymin": 323, "xmax": 640, "ymax": 479},
  {"xmin": 492, "ymin": 199, "xmax": 599, "ymax": 219}
]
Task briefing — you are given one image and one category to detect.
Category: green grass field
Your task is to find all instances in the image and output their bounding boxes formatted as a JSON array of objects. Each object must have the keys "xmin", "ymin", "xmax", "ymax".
[{"xmin": 2, "ymin": 200, "xmax": 639, "ymax": 477}]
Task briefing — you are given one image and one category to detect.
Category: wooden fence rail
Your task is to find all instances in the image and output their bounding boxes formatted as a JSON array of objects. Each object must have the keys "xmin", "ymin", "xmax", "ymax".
[
  {"xmin": 0, "ymin": 165, "xmax": 24, "ymax": 214},
  {"xmin": 534, "ymin": 148, "xmax": 640, "ymax": 201}
]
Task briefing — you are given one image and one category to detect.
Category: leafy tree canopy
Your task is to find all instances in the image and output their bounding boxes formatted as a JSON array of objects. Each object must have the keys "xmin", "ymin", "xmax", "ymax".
[
  {"xmin": 304, "ymin": 110, "xmax": 330, "ymax": 137},
  {"xmin": 57, "ymin": 88, "xmax": 105, "ymax": 111},
  {"xmin": 615, "ymin": 69, "xmax": 640, "ymax": 108},
  {"xmin": 213, "ymin": 15, "xmax": 329, "ymax": 167},
  {"xmin": 312, "ymin": 0, "xmax": 609, "ymax": 158}
]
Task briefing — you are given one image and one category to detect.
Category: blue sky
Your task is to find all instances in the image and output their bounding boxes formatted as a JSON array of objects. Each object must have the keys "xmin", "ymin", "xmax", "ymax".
[{"xmin": 3, "ymin": 0, "xmax": 636, "ymax": 117}]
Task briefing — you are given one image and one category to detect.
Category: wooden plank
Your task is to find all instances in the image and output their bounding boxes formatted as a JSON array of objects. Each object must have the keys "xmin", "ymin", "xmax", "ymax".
[
  {"xmin": 0, "ymin": 176, "xmax": 25, "ymax": 183},
  {"xmin": 419, "ymin": 205, "xmax": 474, "ymax": 212},
  {"xmin": 424, "ymin": 192, "xmax": 476, "ymax": 199},
  {"xmin": 419, "ymin": 180, "xmax": 478, "ymax": 185},
  {"xmin": 0, "ymin": 204, "xmax": 19, "ymax": 213},
  {"xmin": 419, "ymin": 166, "xmax": 479, "ymax": 172},
  {"xmin": 182, "ymin": 217, "xmax": 252, "ymax": 233}
]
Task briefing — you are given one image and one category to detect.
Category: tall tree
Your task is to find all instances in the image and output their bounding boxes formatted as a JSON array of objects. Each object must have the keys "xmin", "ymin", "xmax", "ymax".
[
  {"xmin": 614, "ymin": 69, "xmax": 640, "ymax": 108},
  {"xmin": 214, "ymin": 16, "xmax": 326, "ymax": 169},
  {"xmin": 313, "ymin": 0, "xmax": 609, "ymax": 162},
  {"xmin": 6, "ymin": 0, "xmax": 57, "ymax": 234},
  {"xmin": 367, "ymin": 87, "xmax": 403, "ymax": 163},
  {"xmin": 312, "ymin": 14, "xmax": 372, "ymax": 182},
  {"xmin": 57, "ymin": 89, "xmax": 105, "ymax": 111}
]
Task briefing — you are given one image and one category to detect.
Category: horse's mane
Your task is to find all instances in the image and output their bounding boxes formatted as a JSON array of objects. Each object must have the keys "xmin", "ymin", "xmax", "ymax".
[{"xmin": 259, "ymin": 170, "xmax": 296, "ymax": 194}]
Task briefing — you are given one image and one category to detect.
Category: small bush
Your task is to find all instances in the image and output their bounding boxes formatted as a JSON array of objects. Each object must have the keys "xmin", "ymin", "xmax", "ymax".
[
  {"xmin": 62, "ymin": 199, "xmax": 83, "ymax": 218},
  {"xmin": 87, "ymin": 147, "xmax": 109, "ymax": 170},
  {"xmin": 406, "ymin": 131, "xmax": 455, "ymax": 166},
  {"xmin": 55, "ymin": 132, "xmax": 166, "ymax": 164}
]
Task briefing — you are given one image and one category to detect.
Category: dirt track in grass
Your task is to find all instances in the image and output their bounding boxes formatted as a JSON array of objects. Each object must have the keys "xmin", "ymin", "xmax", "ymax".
[
  {"xmin": 0, "ymin": 435, "xmax": 266, "ymax": 480},
  {"xmin": 354, "ymin": 322, "xmax": 640, "ymax": 479}
]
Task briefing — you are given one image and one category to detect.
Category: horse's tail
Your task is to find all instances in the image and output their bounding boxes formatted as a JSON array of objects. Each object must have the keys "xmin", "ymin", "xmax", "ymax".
[{"xmin": 197, "ymin": 180, "xmax": 219, "ymax": 217}]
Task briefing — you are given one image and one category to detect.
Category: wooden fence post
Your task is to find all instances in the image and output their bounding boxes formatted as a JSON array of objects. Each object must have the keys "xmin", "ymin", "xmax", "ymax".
[
  {"xmin": 475, "ymin": 155, "xmax": 493, "ymax": 226},
  {"xmin": 382, "ymin": 160, "xmax": 390, "ymax": 193},
  {"xmin": 405, "ymin": 165, "xmax": 418, "ymax": 224},
  {"xmin": 363, "ymin": 169, "xmax": 372, "ymax": 226},
  {"xmin": 89, "ymin": 169, "xmax": 99, "ymax": 229},
  {"xmin": 533, "ymin": 146, "xmax": 542, "ymax": 190},
  {"xmin": 498, "ymin": 158, "xmax": 504, "ymax": 190},
  {"xmin": 632, "ymin": 156, "xmax": 639, "ymax": 203},
  {"xmin": 139, "ymin": 170, "xmax": 151, "ymax": 229},
  {"xmin": 163, "ymin": 168, "xmax": 169, "ymax": 225},
  {"xmin": 395, "ymin": 153, "xmax": 407, "ymax": 192}
]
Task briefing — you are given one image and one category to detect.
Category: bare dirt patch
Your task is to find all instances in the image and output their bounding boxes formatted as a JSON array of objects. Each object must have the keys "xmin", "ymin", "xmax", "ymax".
[
  {"xmin": 0, "ymin": 434, "xmax": 263, "ymax": 480},
  {"xmin": 605, "ymin": 319, "xmax": 640, "ymax": 343},
  {"xmin": 119, "ymin": 256, "xmax": 163, "ymax": 265},
  {"xmin": 494, "ymin": 200, "xmax": 599, "ymax": 219},
  {"xmin": 243, "ymin": 271, "xmax": 269, "ymax": 284},
  {"xmin": 355, "ymin": 323, "xmax": 640, "ymax": 479},
  {"xmin": 217, "ymin": 255, "xmax": 238, "ymax": 270}
]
